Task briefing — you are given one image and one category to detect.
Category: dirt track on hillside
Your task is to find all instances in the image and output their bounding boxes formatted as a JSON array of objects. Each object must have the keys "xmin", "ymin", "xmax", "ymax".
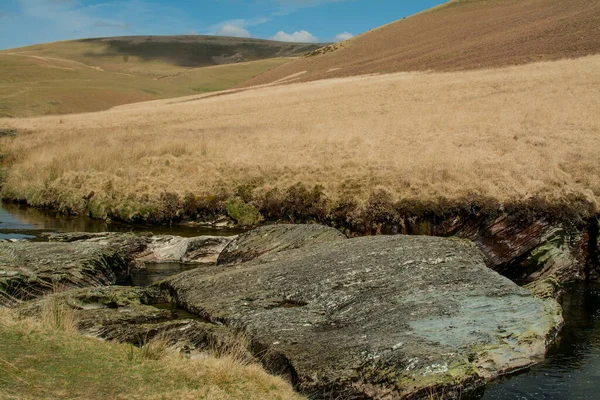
[{"xmin": 240, "ymin": 0, "xmax": 600, "ymax": 87}]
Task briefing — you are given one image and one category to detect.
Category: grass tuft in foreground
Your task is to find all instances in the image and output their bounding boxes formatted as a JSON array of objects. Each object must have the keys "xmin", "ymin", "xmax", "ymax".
[{"xmin": 0, "ymin": 296, "xmax": 304, "ymax": 400}]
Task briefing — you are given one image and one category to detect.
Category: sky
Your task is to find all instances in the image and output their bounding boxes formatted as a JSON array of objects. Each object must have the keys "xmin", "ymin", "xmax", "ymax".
[{"xmin": 0, "ymin": 0, "xmax": 446, "ymax": 50}]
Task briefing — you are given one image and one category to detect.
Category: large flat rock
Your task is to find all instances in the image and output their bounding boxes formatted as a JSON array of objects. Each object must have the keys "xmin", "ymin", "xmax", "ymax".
[{"xmin": 165, "ymin": 234, "xmax": 563, "ymax": 399}]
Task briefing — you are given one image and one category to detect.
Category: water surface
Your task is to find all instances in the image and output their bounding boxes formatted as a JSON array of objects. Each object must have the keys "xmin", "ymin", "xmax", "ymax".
[
  {"xmin": 482, "ymin": 283, "xmax": 600, "ymax": 400},
  {"xmin": 0, "ymin": 201, "xmax": 243, "ymax": 240},
  {"xmin": 127, "ymin": 262, "xmax": 203, "ymax": 287}
]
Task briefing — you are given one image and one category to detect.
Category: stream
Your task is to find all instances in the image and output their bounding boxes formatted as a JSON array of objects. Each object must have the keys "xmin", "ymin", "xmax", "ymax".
[
  {"xmin": 1, "ymin": 201, "xmax": 599, "ymax": 399},
  {"xmin": 0, "ymin": 201, "xmax": 244, "ymax": 240},
  {"xmin": 482, "ymin": 282, "xmax": 600, "ymax": 400}
]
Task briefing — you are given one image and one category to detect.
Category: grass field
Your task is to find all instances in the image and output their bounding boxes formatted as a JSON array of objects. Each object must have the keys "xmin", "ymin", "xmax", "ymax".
[
  {"xmin": 0, "ymin": 36, "xmax": 320, "ymax": 117},
  {"xmin": 1, "ymin": 55, "xmax": 598, "ymax": 222},
  {"xmin": 0, "ymin": 302, "xmax": 303, "ymax": 400}
]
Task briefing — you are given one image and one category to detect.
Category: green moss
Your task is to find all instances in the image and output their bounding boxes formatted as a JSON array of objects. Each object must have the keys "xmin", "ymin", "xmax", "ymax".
[
  {"xmin": 226, "ymin": 198, "xmax": 260, "ymax": 227},
  {"xmin": 525, "ymin": 276, "xmax": 562, "ymax": 299}
]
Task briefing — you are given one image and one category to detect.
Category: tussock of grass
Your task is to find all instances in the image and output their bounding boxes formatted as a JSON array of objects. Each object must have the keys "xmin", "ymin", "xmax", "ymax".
[
  {"xmin": 0, "ymin": 56, "xmax": 599, "ymax": 224},
  {"xmin": 39, "ymin": 293, "xmax": 77, "ymax": 332},
  {"xmin": 0, "ymin": 306, "xmax": 304, "ymax": 400}
]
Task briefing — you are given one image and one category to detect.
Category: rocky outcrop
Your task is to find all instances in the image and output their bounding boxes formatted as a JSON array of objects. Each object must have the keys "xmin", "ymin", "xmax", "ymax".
[
  {"xmin": 46, "ymin": 232, "xmax": 151, "ymax": 255},
  {"xmin": 17, "ymin": 286, "xmax": 246, "ymax": 358},
  {"xmin": 48, "ymin": 232, "xmax": 235, "ymax": 264},
  {"xmin": 1, "ymin": 232, "xmax": 238, "ymax": 305},
  {"xmin": 524, "ymin": 276, "xmax": 563, "ymax": 300},
  {"xmin": 136, "ymin": 235, "xmax": 234, "ymax": 264},
  {"xmin": 164, "ymin": 234, "xmax": 563, "ymax": 399},
  {"xmin": 0, "ymin": 241, "xmax": 132, "ymax": 305},
  {"xmin": 217, "ymin": 224, "xmax": 346, "ymax": 265}
]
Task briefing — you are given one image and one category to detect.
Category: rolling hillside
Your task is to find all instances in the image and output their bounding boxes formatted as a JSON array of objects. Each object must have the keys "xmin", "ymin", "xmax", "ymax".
[
  {"xmin": 0, "ymin": 36, "xmax": 321, "ymax": 117},
  {"xmin": 241, "ymin": 0, "xmax": 600, "ymax": 87}
]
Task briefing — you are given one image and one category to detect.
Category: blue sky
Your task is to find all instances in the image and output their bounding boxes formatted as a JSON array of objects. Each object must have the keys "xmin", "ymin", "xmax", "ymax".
[{"xmin": 0, "ymin": 0, "xmax": 446, "ymax": 50}]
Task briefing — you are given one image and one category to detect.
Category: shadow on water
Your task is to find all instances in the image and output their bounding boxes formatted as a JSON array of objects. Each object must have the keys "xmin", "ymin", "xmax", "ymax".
[
  {"xmin": 482, "ymin": 282, "xmax": 600, "ymax": 400},
  {"xmin": 0, "ymin": 201, "xmax": 244, "ymax": 240},
  {"xmin": 125, "ymin": 262, "xmax": 203, "ymax": 287}
]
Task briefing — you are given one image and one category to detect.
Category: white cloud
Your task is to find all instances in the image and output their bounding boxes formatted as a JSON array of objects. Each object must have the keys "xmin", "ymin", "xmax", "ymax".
[
  {"xmin": 334, "ymin": 32, "xmax": 353, "ymax": 42},
  {"xmin": 217, "ymin": 24, "xmax": 251, "ymax": 38},
  {"xmin": 270, "ymin": 30, "xmax": 319, "ymax": 43},
  {"xmin": 207, "ymin": 16, "xmax": 269, "ymax": 36},
  {"xmin": 2, "ymin": 0, "xmax": 194, "ymax": 49}
]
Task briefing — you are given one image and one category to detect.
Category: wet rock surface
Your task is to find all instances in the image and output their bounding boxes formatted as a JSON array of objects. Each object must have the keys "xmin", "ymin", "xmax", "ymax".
[
  {"xmin": 0, "ymin": 241, "xmax": 132, "ymax": 305},
  {"xmin": 217, "ymin": 224, "xmax": 346, "ymax": 266},
  {"xmin": 164, "ymin": 234, "xmax": 563, "ymax": 399}
]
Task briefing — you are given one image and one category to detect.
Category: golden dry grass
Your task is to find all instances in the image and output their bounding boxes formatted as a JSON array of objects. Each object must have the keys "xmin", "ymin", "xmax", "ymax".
[
  {"xmin": 0, "ymin": 37, "xmax": 320, "ymax": 117},
  {"xmin": 1, "ymin": 55, "xmax": 599, "ymax": 218}
]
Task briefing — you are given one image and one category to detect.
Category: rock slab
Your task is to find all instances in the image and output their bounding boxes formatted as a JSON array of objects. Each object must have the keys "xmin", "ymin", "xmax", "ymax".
[
  {"xmin": 48, "ymin": 232, "xmax": 235, "ymax": 264},
  {"xmin": 165, "ymin": 234, "xmax": 563, "ymax": 399},
  {"xmin": 136, "ymin": 235, "xmax": 234, "ymax": 264},
  {"xmin": 0, "ymin": 241, "xmax": 131, "ymax": 305},
  {"xmin": 217, "ymin": 224, "xmax": 346, "ymax": 265}
]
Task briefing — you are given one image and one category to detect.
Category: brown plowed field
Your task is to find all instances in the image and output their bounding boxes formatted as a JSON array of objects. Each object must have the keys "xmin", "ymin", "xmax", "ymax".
[{"xmin": 240, "ymin": 0, "xmax": 600, "ymax": 87}]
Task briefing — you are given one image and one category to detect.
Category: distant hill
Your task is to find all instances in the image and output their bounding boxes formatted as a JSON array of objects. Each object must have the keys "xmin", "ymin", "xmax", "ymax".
[
  {"xmin": 0, "ymin": 36, "xmax": 321, "ymax": 117},
  {"xmin": 240, "ymin": 0, "xmax": 600, "ymax": 87}
]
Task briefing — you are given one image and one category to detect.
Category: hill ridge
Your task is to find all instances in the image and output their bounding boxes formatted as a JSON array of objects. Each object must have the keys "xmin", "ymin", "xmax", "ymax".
[
  {"xmin": 0, "ymin": 35, "xmax": 323, "ymax": 117},
  {"xmin": 240, "ymin": 0, "xmax": 600, "ymax": 87}
]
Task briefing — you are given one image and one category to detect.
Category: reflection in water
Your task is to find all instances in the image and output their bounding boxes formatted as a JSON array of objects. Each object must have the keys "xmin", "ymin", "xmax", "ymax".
[
  {"xmin": 0, "ymin": 203, "xmax": 37, "ymax": 240},
  {"xmin": 0, "ymin": 201, "xmax": 244, "ymax": 239},
  {"xmin": 482, "ymin": 283, "xmax": 600, "ymax": 400}
]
